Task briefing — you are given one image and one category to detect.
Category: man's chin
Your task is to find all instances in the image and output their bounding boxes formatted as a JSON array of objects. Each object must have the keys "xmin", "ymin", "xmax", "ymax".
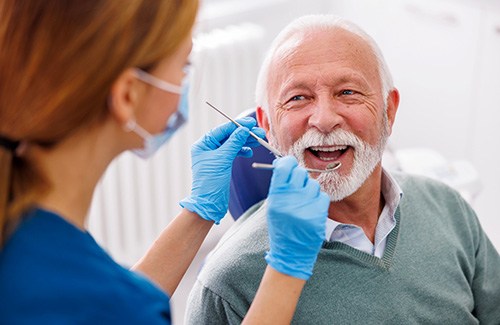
[
  {"xmin": 318, "ymin": 170, "xmax": 366, "ymax": 202},
  {"xmin": 323, "ymin": 186, "xmax": 358, "ymax": 202}
]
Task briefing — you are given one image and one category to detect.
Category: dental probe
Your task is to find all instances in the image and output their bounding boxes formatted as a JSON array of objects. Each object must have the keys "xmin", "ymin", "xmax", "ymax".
[
  {"xmin": 252, "ymin": 161, "xmax": 341, "ymax": 173},
  {"xmin": 206, "ymin": 101, "xmax": 283, "ymax": 157}
]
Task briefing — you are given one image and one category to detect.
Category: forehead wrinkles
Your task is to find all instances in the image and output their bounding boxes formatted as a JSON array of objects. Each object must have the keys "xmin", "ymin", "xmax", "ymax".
[{"xmin": 268, "ymin": 29, "xmax": 381, "ymax": 99}]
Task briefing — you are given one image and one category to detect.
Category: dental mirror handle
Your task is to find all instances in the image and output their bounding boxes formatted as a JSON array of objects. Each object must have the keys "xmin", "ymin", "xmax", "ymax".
[{"xmin": 252, "ymin": 162, "xmax": 341, "ymax": 173}]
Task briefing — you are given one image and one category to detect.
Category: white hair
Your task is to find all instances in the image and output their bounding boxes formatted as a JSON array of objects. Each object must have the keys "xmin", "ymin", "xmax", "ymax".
[{"xmin": 255, "ymin": 14, "xmax": 394, "ymax": 112}]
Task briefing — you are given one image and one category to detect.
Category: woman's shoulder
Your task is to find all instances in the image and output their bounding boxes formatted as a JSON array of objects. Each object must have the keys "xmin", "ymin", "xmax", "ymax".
[{"xmin": 0, "ymin": 208, "xmax": 171, "ymax": 323}]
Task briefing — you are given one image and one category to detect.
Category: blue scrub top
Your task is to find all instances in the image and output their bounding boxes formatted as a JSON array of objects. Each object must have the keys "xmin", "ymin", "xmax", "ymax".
[{"xmin": 0, "ymin": 208, "xmax": 171, "ymax": 324}]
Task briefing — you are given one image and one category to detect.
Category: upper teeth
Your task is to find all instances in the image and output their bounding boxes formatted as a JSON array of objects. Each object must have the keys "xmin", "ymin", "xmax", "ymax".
[{"xmin": 310, "ymin": 145, "xmax": 347, "ymax": 152}]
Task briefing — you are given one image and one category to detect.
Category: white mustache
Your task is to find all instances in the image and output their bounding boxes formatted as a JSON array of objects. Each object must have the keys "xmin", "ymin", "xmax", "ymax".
[{"xmin": 287, "ymin": 128, "xmax": 365, "ymax": 156}]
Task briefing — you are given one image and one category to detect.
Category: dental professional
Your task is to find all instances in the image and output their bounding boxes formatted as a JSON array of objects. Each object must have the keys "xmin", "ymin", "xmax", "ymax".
[{"xmin": 0, "ymin": 1, "xmax": 329, "ymax": 324}]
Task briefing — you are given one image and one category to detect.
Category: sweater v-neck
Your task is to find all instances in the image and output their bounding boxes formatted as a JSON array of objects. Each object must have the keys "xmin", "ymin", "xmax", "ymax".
[{"xmin": 321, "ymin": 207, "xmax": 401, "ymax": 269}]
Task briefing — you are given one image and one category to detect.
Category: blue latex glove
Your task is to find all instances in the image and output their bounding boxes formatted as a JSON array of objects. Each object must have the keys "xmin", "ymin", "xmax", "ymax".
[
  {"xmin": 265, "ymin": 156, "xmax": 330, "ymax": 280},
  {"xmin": 180, "ymin": 117, "xmax": 266, "ymax": 224}
]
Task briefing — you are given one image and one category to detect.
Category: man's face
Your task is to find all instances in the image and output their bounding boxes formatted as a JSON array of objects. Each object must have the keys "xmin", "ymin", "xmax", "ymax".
[{"xmin": 262, "ymin": 29, "xmax": 394, "ymax": 200}]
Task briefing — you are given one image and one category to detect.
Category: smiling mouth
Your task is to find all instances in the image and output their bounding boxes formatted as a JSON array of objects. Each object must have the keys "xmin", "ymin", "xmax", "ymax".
[{"xmin": 307, "ymin": 145, "xmax": 348, "ymax": 161}]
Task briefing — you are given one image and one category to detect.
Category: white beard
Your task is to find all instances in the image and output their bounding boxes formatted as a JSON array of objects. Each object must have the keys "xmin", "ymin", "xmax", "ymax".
[{"xmin": 268, "ymin": 116, "xmax": 389, "ymax": 201}]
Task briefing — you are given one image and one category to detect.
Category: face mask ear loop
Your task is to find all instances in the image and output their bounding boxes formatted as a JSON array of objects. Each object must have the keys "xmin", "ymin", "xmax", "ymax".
[
  {"xmin": 123, "ymin": 119, "xmax": 153, "ymax": 140},
  {"xmin": 133, "ymin": 68, "xmax": 183, "ymax": 94}
]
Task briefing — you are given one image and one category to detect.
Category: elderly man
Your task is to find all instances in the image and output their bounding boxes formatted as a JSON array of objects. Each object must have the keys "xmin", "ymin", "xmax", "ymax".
[{"xmin": 186, "ymin": 15, "xmax": 500, "ymax": 324}]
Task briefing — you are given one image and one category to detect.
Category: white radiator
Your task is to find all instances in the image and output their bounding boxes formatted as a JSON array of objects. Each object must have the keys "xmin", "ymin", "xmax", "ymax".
[{"xmin": 87, "ymin": 23, "xmax": 266, "ymax": 266}]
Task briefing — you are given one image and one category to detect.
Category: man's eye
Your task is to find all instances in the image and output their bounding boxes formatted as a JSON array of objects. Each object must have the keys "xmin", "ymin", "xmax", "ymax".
[
  {"xmin": 341, "ymin": 89, "xmax": 355, "ymax": 95},
  {"xmin": 289, "ymin": 95, "xmax": 305, "ymax": 101},
  {"xmin": 281, "ymin": 95, "xmax": 308, "ymax": 110}
]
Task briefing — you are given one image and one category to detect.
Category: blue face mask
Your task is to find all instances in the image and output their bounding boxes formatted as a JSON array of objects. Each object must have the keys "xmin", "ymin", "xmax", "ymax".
[{"xmin": 125, "ymin": 69, "xmax": 189, "ymax": 159}]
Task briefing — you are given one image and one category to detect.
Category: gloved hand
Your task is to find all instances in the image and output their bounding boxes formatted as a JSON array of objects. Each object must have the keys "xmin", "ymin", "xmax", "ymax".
[
  {"xmin": 265, "ymin": 156, "xmax": 330, "ymax": 280},
  {"xmin": 180, "ymin": 117, "xmax": 266, "ymax": 224}
]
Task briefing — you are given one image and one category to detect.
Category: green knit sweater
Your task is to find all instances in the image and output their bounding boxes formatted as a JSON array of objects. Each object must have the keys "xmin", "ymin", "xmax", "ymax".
[{"xmin": 186, "ymin": 173, "xmax": 500, "ymax": 324}]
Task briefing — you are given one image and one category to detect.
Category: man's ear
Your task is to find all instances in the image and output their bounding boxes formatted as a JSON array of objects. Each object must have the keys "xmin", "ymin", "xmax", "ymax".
[
  {"xmin": 108, "ymin": 68, "xmax": 142, "ymax": 127},
  {"xmin": 256, "ymin": 106, "xmax": 270, "ymax": 135},
  {"xmin": 385, "ymin": 88, "xmax": 400, "ymax": 135}
]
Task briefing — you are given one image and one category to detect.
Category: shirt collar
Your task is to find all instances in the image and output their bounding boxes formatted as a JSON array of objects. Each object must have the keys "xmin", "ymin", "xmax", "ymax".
[{"xmin": 381, "ymin": 168, "xmax": 403, "ymax": 217}]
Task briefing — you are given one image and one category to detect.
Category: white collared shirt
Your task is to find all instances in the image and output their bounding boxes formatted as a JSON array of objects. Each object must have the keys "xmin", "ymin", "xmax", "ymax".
[{"xmin": 325, "ymin": 169, "xmax": 403, "ymax": 258}]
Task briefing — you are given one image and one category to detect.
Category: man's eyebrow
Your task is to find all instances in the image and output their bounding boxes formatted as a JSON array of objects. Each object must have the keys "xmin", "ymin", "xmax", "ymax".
[
  {"xmin": 278, "ymin": 81, "xmax": 311, "ymax": 97},
  {"xmin": 330, "ymin": 72, "xmax": 370, "ymax": 87},
  {"xmin": 278, "ymin": 73, "xmax": 370, "ymax": 97}
]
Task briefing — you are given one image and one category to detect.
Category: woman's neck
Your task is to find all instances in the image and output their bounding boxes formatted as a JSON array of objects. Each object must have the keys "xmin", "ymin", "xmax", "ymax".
[{"xmin": 34, "ymin": 123, "xmax": 121, "ymax": 229}]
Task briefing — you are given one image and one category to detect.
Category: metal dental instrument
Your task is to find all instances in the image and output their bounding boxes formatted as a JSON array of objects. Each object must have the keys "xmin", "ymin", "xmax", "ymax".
[
  {"xmin": 252, "ymin": 161, "xmax": 341, "ymax": 173},
  {"xmin": 206, "ymin": 101, "xmax": 283, "ymax": 157}
]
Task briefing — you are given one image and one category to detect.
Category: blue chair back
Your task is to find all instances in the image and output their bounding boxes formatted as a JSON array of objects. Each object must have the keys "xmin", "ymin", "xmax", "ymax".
[{"xmin": 228, "ymin": 111, "xmax": 274, "ymax": 219}]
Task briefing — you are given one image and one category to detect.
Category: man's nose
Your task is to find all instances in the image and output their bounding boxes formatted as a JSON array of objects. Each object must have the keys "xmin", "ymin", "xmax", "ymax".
[{"xmin": 307, "ymin": 98, "xmax": 342, "ymax": 133}]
